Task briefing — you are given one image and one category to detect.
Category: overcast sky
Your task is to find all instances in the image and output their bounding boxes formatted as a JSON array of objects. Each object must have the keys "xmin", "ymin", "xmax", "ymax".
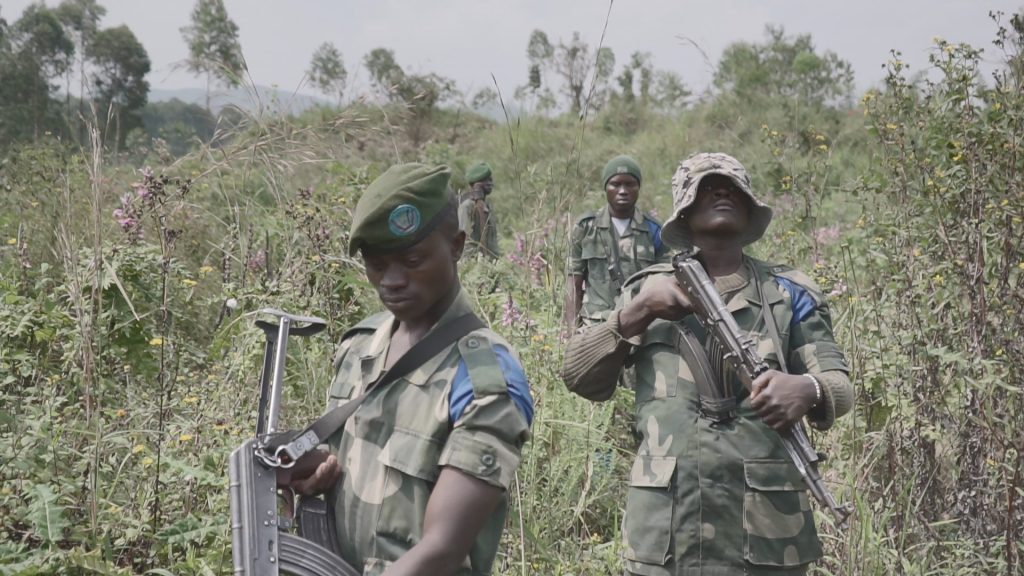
[{"xmin": 3, "ymin": 0, "xmax": 1022, "ymax": 100}]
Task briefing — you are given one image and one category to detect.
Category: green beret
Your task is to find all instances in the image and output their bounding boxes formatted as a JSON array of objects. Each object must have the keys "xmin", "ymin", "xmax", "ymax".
[
  {"xmin": 465, "ymin": 162, "xmax": 492, "ymax": 184},
  {"xmin": 601, "ymin": 155, "xmax": 642, "ymax": 187},
  {"xmin": 348, "ymin": 163, "xmax": 453, "ymax": 256}
]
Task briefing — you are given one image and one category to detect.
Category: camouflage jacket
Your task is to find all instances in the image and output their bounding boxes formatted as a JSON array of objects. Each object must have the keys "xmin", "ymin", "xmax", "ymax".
[
  {"xmin": 325, "ymin": 290, "xmax": 531, "ymax": 575},
  {"xmin": 566, "ymin": 257, "xmax": 850, "ymax": 576},
  {"xmin": 565, "ymin": 204, "xmax": 667, "ymax": 323},
  {"xmin": 458, "ymin": 193, "xmax": 500, "ymax": 259},
  {"xmin": 568, "ymin": 206, "xmax": 669, "ymax": 324}
]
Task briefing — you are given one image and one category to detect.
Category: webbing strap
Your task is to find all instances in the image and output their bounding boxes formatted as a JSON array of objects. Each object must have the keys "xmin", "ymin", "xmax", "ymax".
[{"xmin": 261, "ymin": 313, "xmax": 485, "ymax": 465}]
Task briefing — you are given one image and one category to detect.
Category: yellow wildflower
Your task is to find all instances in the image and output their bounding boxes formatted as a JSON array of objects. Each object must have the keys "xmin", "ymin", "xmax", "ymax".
[
  {"xmin": 531, "ymin": 334, "xmax": 545, "ymax": 342},
  {"xmin": 181, "ymin": 279, "xmax": 197, "ymax": 287},
  {"xmin": 132, "ymin": 444, "xmax": 145, "ymax": 454},
  {"xmin": 995, "ymin": 348, "xmax": 1004, "ymax": 357},
  {"xmin": 30, "ymin": 201, "xmax": 39, "ymax": 208},
  {"xmin": 199, "ymin": 265, "xmax": 214, "ymax": 275},
  {"xmin": 952, "ymin": 153, "xmax": 962, "ymax": 162},
  {"xmin": 108, "ymin": 505, "xmax": 120, "ymax": 514},
  {"xmin": 5, "ymin": 238, "xmax": 15, "ymax": 245},
  {"xmin": 149, "ymin": 337, "xmax": 163, "ymax": 346},
  {"xmin": 213, "ymin": 423, "xmax": 228, "ymax": 431},
  {"xmin": 817, "ymin": 144, "xmax": 828, "ymax": 152},
  {"xmin": 1000, "ymin": 199, "xmax": 1008, "ymax": 207},
  {"xmin": 1, "ymin": 486, "xmax": 12, "ymax": 496},
  {"xmin": 815, "ymin": 134, "xmax": 826, "ymax": 142},
  {"xmin": 1018, "ymin": 262, "xmax": 1024, "ymax": 270},
  {"xmin": 885, "ymin": 123, "xmax": 899, "ymax": 131},
  {"xmin": 179, "ymin": 433, "xmax": 194, "ymax": 442},
  {"xmin": 183, "ymin": 396, "xmax": 199, "ymax": 405},
  {"xmin": 311, "ymin": 255, "xmax": 321, "ymax": 262},
  {"xmin": 115, "ymin": 408, "xmax": 127, "ymax": 418},
  {"xmin": 142, "ymin": 456, "xmax": 154, "ymax": 467},
  {"xmin": 913, "ymin": 248, "xmax": 922, "ymax": 257},
  {"xmin": 932, "ymin": 274, "xmax": 945, "ymax": 285},
  {"xmin": 993, "ymin": 102, "xmax": 1002, "ymax": 111}
]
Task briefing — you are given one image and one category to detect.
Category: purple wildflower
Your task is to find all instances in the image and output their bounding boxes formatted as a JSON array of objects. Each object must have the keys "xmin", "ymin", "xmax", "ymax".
[{"xmin": 812, "ymin": 224, "xmax": 841, "ymax": 245}]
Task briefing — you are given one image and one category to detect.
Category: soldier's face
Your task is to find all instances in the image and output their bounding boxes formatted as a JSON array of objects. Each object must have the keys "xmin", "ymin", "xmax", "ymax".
[
  {"xmin": 362, "ymin": 230, "xmax": 465, "ymax": 322},
  {"xmin": 684, "ymin": 175, "xmax": 751, "ymax": 239},
  {"xmin": 605, "ymin": 174, "xmax": 640, "ymax": 218},
  {"xmin": 472, "ymin": 177, "xmax": 493, "ymax": 195}
]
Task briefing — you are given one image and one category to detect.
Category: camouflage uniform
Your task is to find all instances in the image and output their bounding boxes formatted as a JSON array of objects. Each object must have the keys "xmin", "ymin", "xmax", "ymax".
[
  {"xmin": 625, "ymin": 260, "xmax": 848, "ymax": 575},
  {"xmin": 325, "ymin": 289, "xmax": 531, "ymax": 575},
  {"xmin": 568, "ymin": 206, "xmax": 669, "ymax": 324},
  {"xmin": 458, "ymin": 192, "xmax": 500, "ymax": 259},
  {"xmin": 562, "ymin": 153, "xmax": 853, "ymax": 575}
]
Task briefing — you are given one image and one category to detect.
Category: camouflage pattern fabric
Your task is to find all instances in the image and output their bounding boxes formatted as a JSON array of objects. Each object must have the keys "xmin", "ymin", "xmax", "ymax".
[
  {"xmin": 325, "ymin": 289, "xmax": 530, "ymax": 575},
  {"xmin": 458, "ymin": 193, "xmax": 500, "ymax": 259},
  {"xmin": 612, "ymin": 258, "xmax": 849, "ymax": 576},
  {"xmin": 568, "ymin": 205, "xmax": 669, "ymax": 324}
]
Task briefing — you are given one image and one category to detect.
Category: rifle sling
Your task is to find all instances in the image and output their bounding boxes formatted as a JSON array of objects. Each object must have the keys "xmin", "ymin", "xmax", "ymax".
[{"xmin": 262, "ymin": 313, "xmax": 485, "ymax": 463}]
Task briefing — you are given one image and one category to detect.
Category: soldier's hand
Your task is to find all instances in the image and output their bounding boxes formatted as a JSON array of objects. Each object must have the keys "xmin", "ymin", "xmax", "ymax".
[
  {"xmin": 749, "ymin": 370, "xmax": 817, "ymax": 431},
  {"xmin": 276, "ymin": 449, "xmax": 342, "ymax": 496},
  {"xmin": 619, "ymin": 275, "xmax": 693, "ymax": 339},
  {"xmin": 634, "ymin": 275, "xmax": 693, "ymax": 321}
]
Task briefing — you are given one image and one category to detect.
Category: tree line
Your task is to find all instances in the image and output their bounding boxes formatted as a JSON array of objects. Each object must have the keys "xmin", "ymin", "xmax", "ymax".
[{"xmin": 0, "ymin": 0, "xmax": 898, "ymax": 156}]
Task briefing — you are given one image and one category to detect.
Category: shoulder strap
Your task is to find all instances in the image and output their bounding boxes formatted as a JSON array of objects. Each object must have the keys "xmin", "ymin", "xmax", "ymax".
[
  {"xmin": 752, "ymin": 263, "xmax": 789, "ymax": 373},
  {"xmin": 606, "ymin": 224, "xmax": 626, "ymax": 293},
  {"xmin": 262, "ymin": 313, "xmax": 485, "ymax": 465}
]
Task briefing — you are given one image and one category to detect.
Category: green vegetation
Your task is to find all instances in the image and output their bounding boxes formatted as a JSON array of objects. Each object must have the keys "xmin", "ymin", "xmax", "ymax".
[{"xmin": 1, "ymin": 6, "xmax": 1023, "ymax": 576}]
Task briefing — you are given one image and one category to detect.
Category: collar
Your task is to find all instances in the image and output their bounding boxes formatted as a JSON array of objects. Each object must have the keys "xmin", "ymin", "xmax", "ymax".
[
  {"xmin": 359, "ymin": 288, "xmax": 474, "ymax": 388},
  {"xmin": 596, "ymin": 205, "xmax": 647, "ymax": 231}
]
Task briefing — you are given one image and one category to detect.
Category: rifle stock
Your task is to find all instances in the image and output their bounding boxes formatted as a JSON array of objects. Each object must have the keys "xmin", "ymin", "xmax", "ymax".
[{"xmin": 672, "ymin": 252, "xmax": 853, "ymax": 527}]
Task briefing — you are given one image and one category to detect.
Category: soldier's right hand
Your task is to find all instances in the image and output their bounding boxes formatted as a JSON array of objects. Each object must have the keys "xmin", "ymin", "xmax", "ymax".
[
  {"xmin": 276, "ymin": 449, "xmax": 342, "ymax": 496},
  {"xmin": 633, "ymin": 275, "xmax": 693, "ymax": 321},
  {"xmin": 619, "ymin": 275, "xmax": 693, "ymax": 338}
]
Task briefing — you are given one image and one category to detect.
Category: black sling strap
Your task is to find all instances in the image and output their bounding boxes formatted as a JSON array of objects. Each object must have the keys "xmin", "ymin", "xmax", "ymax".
[{"xmin": 260, "ymin": 313, "xmax": 485, "ymax": 466}]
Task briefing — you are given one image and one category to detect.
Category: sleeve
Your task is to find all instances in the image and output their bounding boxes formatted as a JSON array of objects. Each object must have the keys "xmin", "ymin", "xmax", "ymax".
[
  {"xmin": 560, "ymin": 310, "xmax": 635, "ymax": 401},
  {"xmin": 567, "ymin": 220, "xmax": 587, "ymax": 277},
  {"xmin": 457, "ymin": 200, "xmax": 472, "ymax": 232},
  {"xmin": 439, "ymin": 340, "xmax": 532, "ymax": 490},
  {"xmin": 646, "ymin": 218, "xmax": 670, "ymax": 263},
  {"xmin": 785, "ymin": 294, "xmax": 853, "ymax": 430}
]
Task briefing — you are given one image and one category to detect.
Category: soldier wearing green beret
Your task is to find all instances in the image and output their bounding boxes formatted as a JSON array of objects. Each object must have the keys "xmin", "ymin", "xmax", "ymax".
[
  {"xmin": 279, "ymin": 163, "xmax": 534, "ymax": 575},
  {"xmin": 564, "ymin": 155, "xmax": 669, "ymax": 328},
  {"xmin": 561, "ymin": 153, "xmax": 853, "ymax": 575},
  {"xmin": 457, "ymin": 162, "xmax": 500, "ymax": 259}
]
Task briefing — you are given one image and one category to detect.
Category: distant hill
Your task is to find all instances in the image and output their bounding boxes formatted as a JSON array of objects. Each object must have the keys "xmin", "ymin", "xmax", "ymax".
[{"xmin": 148, "ymin": 85, "xmax": 331, "ymax": 115}]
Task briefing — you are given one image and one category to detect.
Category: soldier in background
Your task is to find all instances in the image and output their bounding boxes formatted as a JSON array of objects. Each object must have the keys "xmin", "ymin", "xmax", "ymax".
[
  {"xmin": 561, "ymin": 153, "xmax": 853, "ymax": 575},
  {"xmin": 458, "ymin": 162, "xmax": 500, "ymax": 259},
  {"xmin": 280, "ymin": 163, "xmax": 533, "ymax": 575},
  {"xmin": 564, "ymin": 155, "xmax": 669, "ymax": 328}
]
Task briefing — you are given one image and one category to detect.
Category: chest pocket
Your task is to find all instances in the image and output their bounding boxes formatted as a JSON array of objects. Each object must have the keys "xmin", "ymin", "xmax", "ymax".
[{"xmin": 374, "ymin": 427, "xmax": 445, "ymax": 549}]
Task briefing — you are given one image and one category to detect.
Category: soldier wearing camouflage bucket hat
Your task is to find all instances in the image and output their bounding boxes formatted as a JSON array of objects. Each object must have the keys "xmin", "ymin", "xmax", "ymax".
[
  {"xmin": 561, "ymin": 152, "xmax": 853, "ymax": 574},
  {"xmin": 457, "ymin": 161, "xmax": 500, "ymax": 259},
  {"xmin": 280, "ymin": 163, "xmax": 533, "ymax": 575}
]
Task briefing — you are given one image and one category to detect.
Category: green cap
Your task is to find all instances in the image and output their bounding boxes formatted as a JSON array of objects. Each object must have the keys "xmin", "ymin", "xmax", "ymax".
[
  {"xmin": 465, "ymin": 162, "xmax": 492, "ymax": 184},
  {"xmin": 601, "ymin": 155, "xmax": 642, "ymax": 187},
  {"xmin": 348, "ymin": 163, "xmax": 453, "ymax": 256}
]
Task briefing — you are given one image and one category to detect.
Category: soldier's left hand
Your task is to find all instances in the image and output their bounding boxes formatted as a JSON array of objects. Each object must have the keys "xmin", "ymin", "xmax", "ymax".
[{"xmin": 749, "ymin": 370, "xmax": 817, "ymax": 430}]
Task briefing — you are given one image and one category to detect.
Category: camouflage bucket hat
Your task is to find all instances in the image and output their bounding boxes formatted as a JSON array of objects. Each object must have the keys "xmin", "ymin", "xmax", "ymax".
[{"xmin": 661, "ymin": 152, "xmax": 773, "ymax": 250}]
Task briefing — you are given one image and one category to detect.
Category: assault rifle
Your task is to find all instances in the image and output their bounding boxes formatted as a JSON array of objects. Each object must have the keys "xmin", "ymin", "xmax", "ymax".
[
  {"xmin": 228, "ymin": 308, "xmax": 359, "ymax": 576},
  {"xmin": 672, "ymin": 252, "xmax": 854, "ymax": 526}
]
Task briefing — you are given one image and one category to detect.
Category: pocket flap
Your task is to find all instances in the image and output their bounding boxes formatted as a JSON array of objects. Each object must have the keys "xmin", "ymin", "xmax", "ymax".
[
  {"xmin": 744, "ymin": 459, "xmax": 804, "ymax": 491},
  {"xmin": 628, "ymin": 455, "xmax": 676, "ymax": 488},
  {"xmin": 378, "ymin": 427, "xmax": 443, "ymax": 482},
  {"xmin": 580, "ymin": 237, "xmax": 607, "ymax": 260}
]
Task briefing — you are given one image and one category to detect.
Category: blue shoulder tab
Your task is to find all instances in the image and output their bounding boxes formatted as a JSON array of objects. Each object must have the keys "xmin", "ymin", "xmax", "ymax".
[
  {"xmin": 450, "ymin": 344, "xmax": 534, "ymax": 425},
  {"xmin": 773, "ymin": 276, "xmax": 816, "ymax": 326},
  {"xmin": 644, "ymin": 216, "xmax": 665, "ymax": 255}
]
